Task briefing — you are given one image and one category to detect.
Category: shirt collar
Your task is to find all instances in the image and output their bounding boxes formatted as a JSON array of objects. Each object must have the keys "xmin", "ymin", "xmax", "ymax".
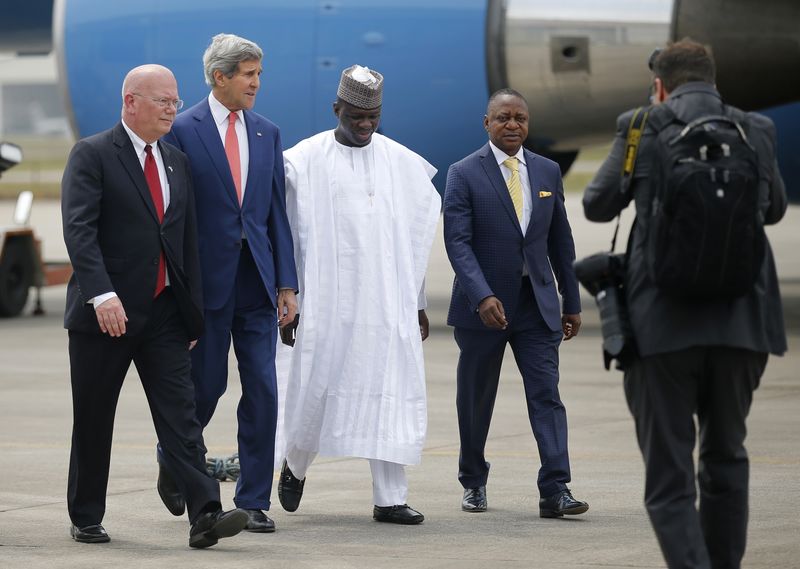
[
  {"xmin": 121, "ymin": 118, "xmax": 157, "ymax": 158},
  {"xmin": 488, "ymin": 140, "xmax": 526, "ymax": 167},
  {"xmin": 208, "ymin": 92, "xmax": 244, "ymax": 128}
]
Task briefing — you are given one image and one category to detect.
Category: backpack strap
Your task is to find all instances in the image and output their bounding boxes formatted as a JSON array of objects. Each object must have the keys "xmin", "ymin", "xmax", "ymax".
[
  {"xmin": 668, "ymin": 114, "xmax": 755, "ymax": 150},
  {"xmin": 644, "ymin": 103, "xmax": 678, "ymax": 132},
  {"xmin": 724, "ymin": 104, "xmax": 748, "ymax": 123}
]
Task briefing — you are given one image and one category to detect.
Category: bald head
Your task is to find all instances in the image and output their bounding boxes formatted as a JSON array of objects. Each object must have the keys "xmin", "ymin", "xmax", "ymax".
[
  {"xmin": 121, "ymin": 64, "xmax": 175, "ymax": 104},
  {"xmin": 121, "ymin": 64, "xmax": 179, "ymax": 143}
]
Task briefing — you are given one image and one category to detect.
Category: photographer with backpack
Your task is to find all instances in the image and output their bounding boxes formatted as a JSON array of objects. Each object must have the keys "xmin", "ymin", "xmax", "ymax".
[{"xmin": 583, "ymin": 39, "xmax": 787, "ymax": 569}]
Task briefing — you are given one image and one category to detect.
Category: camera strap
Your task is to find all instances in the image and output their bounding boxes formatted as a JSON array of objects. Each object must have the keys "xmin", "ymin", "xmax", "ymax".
[
  {"xmin": 611, "ymin": 106, "xmax": 649, "ymax": 252},
  {"xmin": 621, "ymin": 106, "xmax": 649, "ymax": 191}
]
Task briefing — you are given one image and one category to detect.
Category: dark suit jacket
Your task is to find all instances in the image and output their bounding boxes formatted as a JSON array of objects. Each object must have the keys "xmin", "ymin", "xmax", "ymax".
[
  {"xmin": 62, "ymin": 122, "xmax": 203, "ymax": 339},
  {"xmin": 444, "ymin": 143, "xmax": 581, "ymax": 332},
  {"xmin": 583, "ymin": 82, "xmax": 788, "ymax": 357},
  {"xmin": 164, "ymin": 99, "xmax": 297, "ymax": 311}
]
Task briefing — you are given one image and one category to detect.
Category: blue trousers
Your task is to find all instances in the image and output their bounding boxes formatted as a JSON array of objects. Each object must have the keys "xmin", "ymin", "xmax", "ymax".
[
  {"xmin": 454, "ymin": 278, "xmax": 571, "ymax": 498},
  {"xmin": 190, "ymin": 243, "xmax": 278, "ymax": 510}
]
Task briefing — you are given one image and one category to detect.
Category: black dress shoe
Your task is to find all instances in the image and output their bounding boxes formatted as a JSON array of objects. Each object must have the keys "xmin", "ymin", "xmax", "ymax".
[
  {"xmin": 462, "ymin": 486, "xmax": 487, "ymax": 512},
  {"xmin": 539, "ymin": 489, "xmax": 589, "ymax": 518},
  {"xmin": 244, "ymin": 509, "xmax": 276, "ymax": 533},
  {"xmin": 277, "ymin": 459, "xmax": 305, "ymax": 512},
  {"xmin": 373, "ymin": 504, "xmax": 424, "ymax": 525},
  {"xmin": 70, "ymin": 523, "xmax": 110, "ymax": 543},
  {"xmin": 189, "ymin": 508, "xmax": 249, "ymax": 549},
  {"xmin": 157, "ymin": 461, "xmax": 185, "ymax": 517}
]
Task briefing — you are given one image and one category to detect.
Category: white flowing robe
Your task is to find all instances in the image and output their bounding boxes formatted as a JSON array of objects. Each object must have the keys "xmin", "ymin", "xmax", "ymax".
[{"xmin": 274, "ymin": 131, "xmax": 440, "ymax": 466}]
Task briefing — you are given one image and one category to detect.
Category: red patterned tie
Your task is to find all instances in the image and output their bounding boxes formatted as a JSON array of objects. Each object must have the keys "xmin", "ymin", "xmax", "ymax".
[
  {"xmin": 144, "ymin": 144, "xmax": 166, "ymax": 298},
  {"xmin": 225, "ymin": 112, "xmax": 243, "ymax": 205}
]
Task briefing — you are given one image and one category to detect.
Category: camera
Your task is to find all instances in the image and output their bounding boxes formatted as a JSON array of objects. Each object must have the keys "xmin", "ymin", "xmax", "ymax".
[{"xmin": 574, "ymin": 253, "xmax": 636, "ymax": 370}]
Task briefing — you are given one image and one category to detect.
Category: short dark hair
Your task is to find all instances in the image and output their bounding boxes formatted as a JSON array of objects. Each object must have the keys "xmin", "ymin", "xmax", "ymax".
[
  {"xmin": 487, "ymin": 88, "xmax": 528, "ymax": 113},
  {"xmin": 651, "ymin": 38, "xmax": 716, "ymax": 93}
]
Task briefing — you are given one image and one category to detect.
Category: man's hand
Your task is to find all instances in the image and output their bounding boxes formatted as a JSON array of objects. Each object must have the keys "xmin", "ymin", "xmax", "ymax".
[
  {"xmin": 562, "ymin": 313, "xmax": 581, "ymax": 341},
  {"xmin": 95, "ymin": 296, "xmax": 128, "ymax": 337},
  {"xmin": 418, "ymin": 309, "xmax": 430, "ymax": 341},
  {"xmin": 478, "ymin": 296, "xmax": 507, "ymax": 330},
  {"xmin": 277, "ymin": 289, "xmax": 298, "ymax": 328}
]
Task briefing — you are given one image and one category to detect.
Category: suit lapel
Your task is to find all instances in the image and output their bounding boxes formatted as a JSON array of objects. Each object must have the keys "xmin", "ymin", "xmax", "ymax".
[
  {"xmin": 523, "ymin": 149, "xmax": 538, "ymax": 239},
  {"xmin": 159, "ymin": 141, "xmax": 179, "ymax": 220},
  {"xmin": 242, "ymin": 111, "xmax": 260, "ymax": 209},
  {"xmin": 479, "ymin": 144, "xmax": 523, "ymax": 234},
  {"xmin": 113, "ymin": 123, "xmax": 160, "ymax": 224},
  {"xmin": 192, "ymin": 101, "xmax": 240, "ymax": 208}
]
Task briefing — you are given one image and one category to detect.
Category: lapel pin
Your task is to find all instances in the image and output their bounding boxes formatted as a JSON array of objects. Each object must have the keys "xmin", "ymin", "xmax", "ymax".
[
  {"xmin": 539, "ymin": 190, "xmax": 552, "ymax": 198},
  {"xmin": 256, "ymin": 132, "xmax": 262, "ymax": 137},
  {"xmin": 167, "ymin": 165, "xmax": 173, "ymax": 173}
]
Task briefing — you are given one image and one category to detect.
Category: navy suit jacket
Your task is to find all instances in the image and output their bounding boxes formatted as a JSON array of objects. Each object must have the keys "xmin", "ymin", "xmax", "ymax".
[
  {"xmin": 62, "ymin": 122, "xmax": 203, "ymax": 339},
  {"xmin": 444, "ymin": 143, "xmax": 580, "ymax": 332},
  {"xmin": 164, "ymin": 99, "xmax": 297, "ymax": 311}
]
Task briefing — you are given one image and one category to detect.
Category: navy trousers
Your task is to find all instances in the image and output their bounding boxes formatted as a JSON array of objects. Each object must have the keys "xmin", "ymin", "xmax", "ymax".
[
  {"xmin": 454, "ymin": 278, "xmax": 571, "ymax": 498},
  {"xmin": 70, "ymin": 290, "xmax": 220, "ymax": 527},
  {"xmin": 190, "ymin": 243, "xmax": 279, "ymax": 511}
]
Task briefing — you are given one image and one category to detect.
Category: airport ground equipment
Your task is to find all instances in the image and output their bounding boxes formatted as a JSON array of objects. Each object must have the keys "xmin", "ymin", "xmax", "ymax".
[{"xmin": 0, "ymin": 142, "xmax": 71, "ymax": 317}]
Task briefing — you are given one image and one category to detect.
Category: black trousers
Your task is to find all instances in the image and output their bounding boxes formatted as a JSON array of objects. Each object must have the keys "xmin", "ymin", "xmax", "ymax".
[
  {"xmin": 624, "ymin": 347, "xmax": 767, "ymax": 569},
  {"xmin": 67, "ymin": 290, "xmax": 220, "ymax": 527},
  {"xmin": 454, "ymin": 278, "xmax": 570, "ymax": 498}
]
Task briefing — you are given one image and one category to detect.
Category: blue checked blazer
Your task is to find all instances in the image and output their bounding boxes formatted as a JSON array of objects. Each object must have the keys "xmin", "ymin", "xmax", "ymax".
[{"xmin": 443, "ymin": 143, "xmax": 581, "ymax": 332}]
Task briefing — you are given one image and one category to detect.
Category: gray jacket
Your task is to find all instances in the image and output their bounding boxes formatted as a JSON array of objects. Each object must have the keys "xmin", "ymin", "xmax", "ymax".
[{"xmin": 583, "ymin": 82, "xmax": 787, "ymax": 357}]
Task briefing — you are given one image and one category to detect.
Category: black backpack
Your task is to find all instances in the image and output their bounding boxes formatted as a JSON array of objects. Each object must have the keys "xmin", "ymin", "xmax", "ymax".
[{"xmin": 644, "ymin": 105, "xmax": 765, "ymax": 299}]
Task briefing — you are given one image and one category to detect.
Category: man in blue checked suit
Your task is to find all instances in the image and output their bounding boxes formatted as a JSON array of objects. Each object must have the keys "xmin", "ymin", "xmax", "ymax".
[{"xmin": 443, "ymin": 88, "xmax": 588, "ymax": 519}]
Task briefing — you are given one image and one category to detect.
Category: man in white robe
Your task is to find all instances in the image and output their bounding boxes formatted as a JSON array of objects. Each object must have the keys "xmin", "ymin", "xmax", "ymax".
[{"xmin": 276, "ymin": 65, "xmax": 440, "ymax": 524}]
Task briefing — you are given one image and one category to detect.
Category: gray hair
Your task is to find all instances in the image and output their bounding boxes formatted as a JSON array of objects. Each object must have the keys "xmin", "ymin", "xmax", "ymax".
[{"xmin": 202, "ymin": 33, "xmax": 263, "ymax": 87}]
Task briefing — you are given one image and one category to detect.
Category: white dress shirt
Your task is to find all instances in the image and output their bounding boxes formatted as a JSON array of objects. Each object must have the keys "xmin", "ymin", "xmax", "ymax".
[
  {"xmin": 122, "ymin": 119, "xmax": 171, "ymax": 210},
  {"xmin": 208, "ymin": 92, "xmax": 249, "ymax": 197}
]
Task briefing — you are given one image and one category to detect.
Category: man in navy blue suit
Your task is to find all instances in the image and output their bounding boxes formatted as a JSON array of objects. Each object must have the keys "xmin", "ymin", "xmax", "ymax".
[
  {"xmin": 443, "ymin": 88, "xmax": 588, "ymax": 518},
  {"xmin": 160, "ymin": 34, "xmax": 298, "ymax": 533}
]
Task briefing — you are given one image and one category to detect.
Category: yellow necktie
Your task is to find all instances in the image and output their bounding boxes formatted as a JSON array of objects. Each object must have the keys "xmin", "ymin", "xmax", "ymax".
[{"xmin": 503, "ymin": 157, "xmax": 523, "ymax": 222}]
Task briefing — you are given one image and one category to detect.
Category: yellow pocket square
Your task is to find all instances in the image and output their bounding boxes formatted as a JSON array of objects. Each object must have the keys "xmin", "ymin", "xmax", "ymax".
[{"xmin": 538, "ymin": 190, "xmax": 552, "ymax": 198}]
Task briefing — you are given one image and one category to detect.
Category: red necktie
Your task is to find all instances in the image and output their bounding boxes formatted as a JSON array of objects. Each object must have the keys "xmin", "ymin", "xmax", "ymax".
[
  {"xmin": 225, "ymin": 112, "xmax": 243, "ymax": 205},
  {"xmin": 144, "ymin": 144, "xmax": 166, "ymax": 298}
]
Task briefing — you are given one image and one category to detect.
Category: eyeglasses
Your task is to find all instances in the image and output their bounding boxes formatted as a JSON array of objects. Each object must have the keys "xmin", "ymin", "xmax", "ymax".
[{"xmin": 132, "ymin": 93, "xmax": 184, "ymax": 110}]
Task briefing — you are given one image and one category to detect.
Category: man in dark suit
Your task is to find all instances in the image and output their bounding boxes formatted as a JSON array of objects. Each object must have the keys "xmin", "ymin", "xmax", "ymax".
[
  {"xmin": 583, "ymin": 40, "xmax": 787, "ymax": 569},
  {"xmin": 443, "ymin": 88, "xmax": 588, "ymax": 518},
  {"xmin": 62, "ymin": 64, "xmax": 248, "ymax": 548},
  {"xmin": 161, "ymin": 34, "xmax": 298, "ymax": 533}
]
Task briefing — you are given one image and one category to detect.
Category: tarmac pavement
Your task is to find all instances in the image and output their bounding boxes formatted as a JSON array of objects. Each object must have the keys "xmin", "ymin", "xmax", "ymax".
[{"xmin": 0, "ymin": 197, "xmax": 798, "ymax": 568}]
